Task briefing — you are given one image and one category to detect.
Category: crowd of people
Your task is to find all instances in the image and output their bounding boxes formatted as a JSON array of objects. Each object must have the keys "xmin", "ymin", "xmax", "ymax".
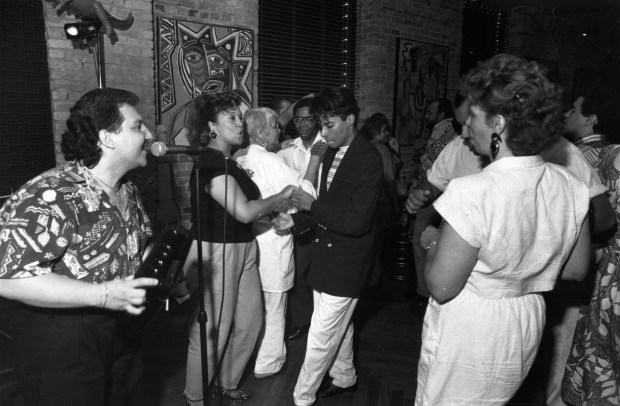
[{"xmin": 0, "ymin": 52, "xmax": 619, "ymax": 406}]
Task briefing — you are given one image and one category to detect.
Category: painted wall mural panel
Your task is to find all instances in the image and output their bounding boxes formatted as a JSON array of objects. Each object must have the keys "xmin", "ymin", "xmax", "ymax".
[
  {"xmin": 156, "ymin": 17, "xmax": 254, "ymax": 145},
  {"xmin": 392, "ymin": 38, "xmax": 448, "ymax": 189}
]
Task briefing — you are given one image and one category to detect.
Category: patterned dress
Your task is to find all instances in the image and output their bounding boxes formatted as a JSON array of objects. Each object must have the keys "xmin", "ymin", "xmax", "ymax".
[{"xmin": 563, "ymin": 145, "xmax": 620, "ymax": 405}]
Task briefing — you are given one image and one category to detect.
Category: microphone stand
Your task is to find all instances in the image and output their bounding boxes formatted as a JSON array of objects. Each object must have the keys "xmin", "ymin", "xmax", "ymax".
[{"xmin": 192, "ymin": 154, "xmax": 210, "ymax": 405}]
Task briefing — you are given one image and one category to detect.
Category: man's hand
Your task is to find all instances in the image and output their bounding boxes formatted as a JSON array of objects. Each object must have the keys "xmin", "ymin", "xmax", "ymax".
[
  {"xmin": 290, "ymin": 188, "xmax": 316, "ymax": 211},
  {"xmin": 310, "ymin": 141, "xmax": 328, "ymax": 162},
  {"xmin": 280, "ymin": 139, "xmax": 295, "ymax": 150},
  {"xmin": 105, "ymin": 276, "xmax": 159, "ymax": 315},
  {"xmin": 272, "ymin": 212, "xmax": 294, "ymax": 232},
  {"xmin": 405, "ymin": 188, "xmax": 432, "ymax": 214}
]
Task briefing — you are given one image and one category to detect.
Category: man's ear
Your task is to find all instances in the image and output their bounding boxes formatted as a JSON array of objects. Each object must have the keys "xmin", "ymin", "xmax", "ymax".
[
  {"xmin": 99, "ymin": 129, "xmax": 115, "ymax": 149},
  {"xmin": 346, "ymin": 113, "xmax": 355, "ymax": 127},
  {"xmin": 585, "ymin": 114, "xmax": 598, "ymax": 127}
]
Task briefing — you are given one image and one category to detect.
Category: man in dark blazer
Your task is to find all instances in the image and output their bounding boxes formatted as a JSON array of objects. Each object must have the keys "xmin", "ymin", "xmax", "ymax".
[{"xmin": 273, "ymin": 87, "xmax": 384, "ymax": 406}]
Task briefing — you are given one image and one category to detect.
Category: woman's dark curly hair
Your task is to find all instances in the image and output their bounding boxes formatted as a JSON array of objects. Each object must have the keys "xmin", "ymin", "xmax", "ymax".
[
  {"xmin": 461, "ymin": 54, "xmax": 564, "ymax": 156},
  {"xmin": 61, "ymin": 88, "xmax": 139, "ymax": 168},
  {"xmin": 188, "ymin": 91, "xmax": 242, "ymax": 147}
]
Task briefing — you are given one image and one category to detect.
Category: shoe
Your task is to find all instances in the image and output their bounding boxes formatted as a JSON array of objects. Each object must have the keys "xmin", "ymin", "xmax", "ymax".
[
  {"xmin": 286, "ymin": 324, "xmax": 309, "ymax": 341},
  {"xmin": 218, "ymin": 388, "xmax": 251, "ymax": 402},
  {"xmin": 316, "ymin": 382, "xmax": 358, "ymax": 398},
  {"xmin": 254, "ymin": 369, "xmax": 282, "ymax": 379}
]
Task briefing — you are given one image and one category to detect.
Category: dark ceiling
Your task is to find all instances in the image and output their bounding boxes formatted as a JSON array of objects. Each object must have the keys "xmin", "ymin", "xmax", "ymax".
[{"xmin": 484, "ymin": 0, "xmax": 620, "ymax": 14}]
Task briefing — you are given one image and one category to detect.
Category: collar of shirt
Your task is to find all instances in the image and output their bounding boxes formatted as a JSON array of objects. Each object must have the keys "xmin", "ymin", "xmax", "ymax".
[
  {"xmin": 290, "ymin": 133, "xmax": 326, "ymax": 152},
  {"xmin": 483, "ymin": 155, "xmax": 545, "ymax": 173},
  {"xmin": 574, "ymin": 133, "xmax": 606, "ymax": 148}
]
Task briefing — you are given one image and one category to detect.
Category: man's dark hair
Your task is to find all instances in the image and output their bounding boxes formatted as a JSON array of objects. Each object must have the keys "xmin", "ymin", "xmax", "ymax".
[
  {"xmin": 293, "ymin": 97, "xmax": 314, "ymax": 116},
  {"xmin": 269, "ymin": 96, "xmax": 293, "ymax": 112},
  {"xmin": 360, "ymin": 113, "xmax": 391, "ymax": 141},
  {"xmin": 311, "ymin": 87, "xmax": 360, "ymax": 125},
  {"xmin": 581, "ymin": 87, "xmax": 620, "ymax": 139},
  {"xmin": 454, "ymin": 91, "xmax": 466, "ymax": 109},
  {"xmin": 61, "ymin": 88, "xmax": 139, "ymax": 168},
  {"xmin": 433, "ymin": 98, "xmax": 454, "ymax": 119}
]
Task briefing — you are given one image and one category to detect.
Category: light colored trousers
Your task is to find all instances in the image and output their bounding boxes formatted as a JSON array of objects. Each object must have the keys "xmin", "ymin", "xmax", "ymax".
[
  {"xmin": 254, "ymin": 291, "xmax": 287, "ymax": 375},
  {"xmin": 293, "ymin": 291, "xmax": 358, "ymax": 406},
  {"xmin": 545, "ymin": 304, "xmax": 580, "ymax": 406},
  {"xmin": 183, "ymin": 240, "xmax": 262, "ymax": 405}
]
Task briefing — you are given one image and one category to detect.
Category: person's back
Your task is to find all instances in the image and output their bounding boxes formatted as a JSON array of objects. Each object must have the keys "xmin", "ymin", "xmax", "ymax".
[{"xmin": 438, "ymin": 158, "xmax": 589, "ymax": 298}]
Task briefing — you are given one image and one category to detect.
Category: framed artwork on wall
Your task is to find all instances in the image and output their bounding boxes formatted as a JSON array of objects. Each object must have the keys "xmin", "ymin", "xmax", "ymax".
[
  {"xmin": 156, "ymin": 17, "xmax": 254, "ymax": 145},
  {"xmin": 392, "ymin": 38, "xmax": 449, "ymax": 146},
  {"xmin": 392, "ymin": 37, "xmax": 448, "ymax": 190}
]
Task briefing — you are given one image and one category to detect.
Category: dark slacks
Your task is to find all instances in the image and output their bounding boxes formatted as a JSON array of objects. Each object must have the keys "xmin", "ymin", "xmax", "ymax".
[
  {"xmin": 12, "ymin": 306, "xmax": 142, "ymax": 406},
  {"xmin": 287, "ymin": 239, "xmax": 314, "ymax": 329}
]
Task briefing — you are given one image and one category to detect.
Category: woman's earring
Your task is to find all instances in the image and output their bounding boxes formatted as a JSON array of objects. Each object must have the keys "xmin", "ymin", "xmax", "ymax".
[
  {"xmin": 209, "ymin": 130, "xmax": 217, "ymax": 140},
  {"xmin": 490, "ymin": 133, "xmax": 502, "ymax": 160}
]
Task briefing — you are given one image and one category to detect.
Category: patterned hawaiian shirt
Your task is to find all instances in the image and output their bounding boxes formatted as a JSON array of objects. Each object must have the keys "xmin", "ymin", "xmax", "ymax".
[{"xmin": 0, "ymin": 161, "xmax": 152, "ymax": 283}]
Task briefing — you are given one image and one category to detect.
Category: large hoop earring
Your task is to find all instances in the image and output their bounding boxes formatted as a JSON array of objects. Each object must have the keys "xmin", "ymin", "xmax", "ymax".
[
  {"xmin": 490, "ymin": 133, "xmax": 502, "ymax": 160},
  {"xmin": 209, "ymin": 130, "xmax": 217, "ymax": 140}
]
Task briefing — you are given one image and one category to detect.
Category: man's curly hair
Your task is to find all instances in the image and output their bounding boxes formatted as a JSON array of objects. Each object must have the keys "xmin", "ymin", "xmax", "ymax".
[
  {"xmin": 461, "ymin": 54, "xmax": 564, "ymax": 156},
  {"xmin": 61, "ymin": 88, "xmax": 139, "ymax": 168}
]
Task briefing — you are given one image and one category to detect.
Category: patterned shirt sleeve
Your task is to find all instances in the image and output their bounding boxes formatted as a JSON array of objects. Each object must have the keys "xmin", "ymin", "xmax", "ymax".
[{"xmin": 0, "ymin": 186, "xmax": 75, "ymax": 279}]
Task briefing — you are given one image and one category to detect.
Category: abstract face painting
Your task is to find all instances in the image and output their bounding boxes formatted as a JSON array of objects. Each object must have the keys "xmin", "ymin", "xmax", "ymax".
[{"xmin": 157, "ymin": 18, "xmax": 253, "ymax": 144}]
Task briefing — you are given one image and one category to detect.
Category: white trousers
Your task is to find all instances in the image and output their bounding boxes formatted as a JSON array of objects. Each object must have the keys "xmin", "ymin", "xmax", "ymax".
[
  {"xmin": 545, "ymin": 304, "xmax": 580, "ymax": 406},
  {"xmin": 254, "ymin": 291, "xmax": 287, "ymax": 375},
  {"xmin": 293, "ymin": 291, "xmax": 358, "ymax": 406}
]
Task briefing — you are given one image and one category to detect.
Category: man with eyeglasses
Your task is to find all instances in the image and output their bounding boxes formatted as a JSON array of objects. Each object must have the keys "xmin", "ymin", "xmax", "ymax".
[{"xmin": 277, "ymin": 97, "xmax": 328, "ymax": 342}]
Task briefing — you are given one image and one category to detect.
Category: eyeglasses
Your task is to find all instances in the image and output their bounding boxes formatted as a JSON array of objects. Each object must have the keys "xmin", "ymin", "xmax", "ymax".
[
  {"xmin": 293, "ymin": 116, "xmax": 315, "ymax": 126},
  {"xmin": 269, "ymin": 121, "xmax": 281, "ymax": 131}
]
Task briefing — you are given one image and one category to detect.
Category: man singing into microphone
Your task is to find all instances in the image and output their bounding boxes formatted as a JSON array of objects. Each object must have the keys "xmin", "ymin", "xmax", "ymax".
[{"xmin": 0, "ymin": 88, "xmax": 158, "ymax": 406}]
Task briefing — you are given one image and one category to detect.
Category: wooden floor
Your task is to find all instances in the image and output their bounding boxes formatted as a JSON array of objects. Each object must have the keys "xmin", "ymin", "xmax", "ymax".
[
  {"xmin": 1, "ymin": 274, "xmax": 549, "ymax": 406},
  {"xmin": 132, "ymin": 276, "xmax": 547, "ymax": 406},
  {"xmin": 134, "ymin": 279, "xmax": 424, "ymax": 406}
]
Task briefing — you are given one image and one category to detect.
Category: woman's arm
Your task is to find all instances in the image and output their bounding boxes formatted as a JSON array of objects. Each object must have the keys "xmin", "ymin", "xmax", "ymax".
[
  {"xmin": 423, "ymin": 221, "xmax": 479, "ymax": 303},
  {"xmin": 561, "ymin": 217, "xmax": 591, "ymax": 281},
  {"xmin": 207, "ymin": 174, "xmax": 294, "ymax": 223}
]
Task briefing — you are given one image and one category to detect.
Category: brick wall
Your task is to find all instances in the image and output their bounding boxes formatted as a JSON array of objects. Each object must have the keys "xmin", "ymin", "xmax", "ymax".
[
  {"xmin": 504, "ymin": 6, "xmax": 613, "ymax": 99},
  {"xmin": 358, "ymin": 0, "xmax": 465, "ymax": 192},
  {"xmin": 44, "ymin": 0, "xmax": 156, "ymax": 161},
  {"xmin": 44, "ymin": 0, "xmax": 157, "ymax": 217}
]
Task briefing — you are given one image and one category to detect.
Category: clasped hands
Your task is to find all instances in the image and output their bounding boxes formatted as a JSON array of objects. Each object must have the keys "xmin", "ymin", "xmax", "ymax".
[{"xmin": 272, "ymin": 186, "xmax": 316, "ymax": 232}]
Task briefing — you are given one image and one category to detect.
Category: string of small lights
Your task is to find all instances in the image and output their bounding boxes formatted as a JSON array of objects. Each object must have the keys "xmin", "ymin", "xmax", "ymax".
[
  {"xmin": 464, "ymin": 0, "xmax": 506, "ymax": 54},
  {"xmin": 342, "ymin": 1, "xmax": 350, "ymax": 87}
]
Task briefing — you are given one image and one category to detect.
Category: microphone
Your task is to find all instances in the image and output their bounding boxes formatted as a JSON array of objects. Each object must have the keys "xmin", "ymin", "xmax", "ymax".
[{"xmin": 150, "ymin": 142, "xmax": 204, "ymax": 157}]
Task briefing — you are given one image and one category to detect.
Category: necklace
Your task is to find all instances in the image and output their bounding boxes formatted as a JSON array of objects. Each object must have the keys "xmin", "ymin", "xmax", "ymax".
[{"xmin": 89, "ymin": 171, "xmax": 120, "ymax": 193}]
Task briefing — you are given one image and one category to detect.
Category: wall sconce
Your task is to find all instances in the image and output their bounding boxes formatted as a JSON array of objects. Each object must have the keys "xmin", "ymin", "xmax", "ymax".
[
  {"xmin": 63, "ymin": 19, "xmax": 106, "ymax": 88},
  {"xmin": 63, "ymin": 20, "xmax": 101, "ymax": 46}
]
